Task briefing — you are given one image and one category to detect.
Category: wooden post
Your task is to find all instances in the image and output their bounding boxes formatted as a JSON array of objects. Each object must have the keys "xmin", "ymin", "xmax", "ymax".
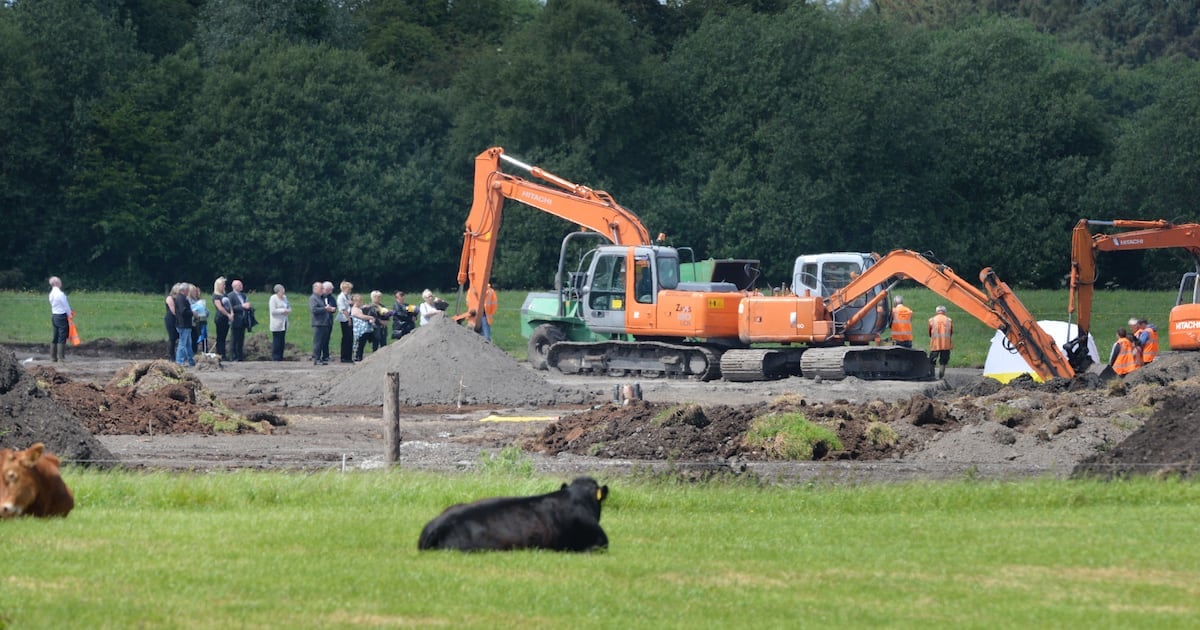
[{"xmin": 385, "ymin": 372, "xmax": 401, "ymax": 465}]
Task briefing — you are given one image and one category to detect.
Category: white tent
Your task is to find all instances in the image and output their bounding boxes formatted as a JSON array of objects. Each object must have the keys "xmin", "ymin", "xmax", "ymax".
[{"xmin": 983, "ymin": 320, "xmax": 1099, "ymax": 383}]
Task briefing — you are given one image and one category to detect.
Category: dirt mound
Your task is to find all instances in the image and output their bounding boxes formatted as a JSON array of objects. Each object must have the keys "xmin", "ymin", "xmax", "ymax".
[
  {"xmin": 1073, "ymin": 382, "xmax": 1200, "ymax": 479},
  {"xmin": 0, "ymin": 346, "xmax": 114, "ymax": 467},
  {"xmin": 319, "ymin": 318, "xmax": 580, "ymax": 406},
  {"xmin": 1122, "ymin": 351, "xmax": 1200, "ymax": 387},
  {"xmin": 527, "ymin": 395, "xmax": 958, "ymax": 462},
  {"xmin": 32, "ymin": 360, "xmax": 274, "ymax": 436}
]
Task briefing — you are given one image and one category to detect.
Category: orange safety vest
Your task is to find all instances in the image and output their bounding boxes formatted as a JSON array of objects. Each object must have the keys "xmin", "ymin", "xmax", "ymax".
[
  {"xmin": 1138, "ymin": 326, "xmax": 1159, "ymax": 363},
  {"xmin": 891, "ymin": 304, "xmax": 913, "ymax": 342},
  {"xmin": 483, "ymin": 287, "xmax": 498, "ymax": 325},
  {"xmin": 1112, "ymin": 337, "xmax": 1139, "ymax": 375},
  {"xmin": 928, "ymin": 313, "xmax": 953, "ymax": 351}
]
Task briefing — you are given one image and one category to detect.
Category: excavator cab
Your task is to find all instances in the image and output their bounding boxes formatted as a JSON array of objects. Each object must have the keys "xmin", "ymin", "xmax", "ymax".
[
  {"xmin": 1171, "ymin": 272, "xmax": 1200, "ymax": 351},
  {"xmin": 792, "ymin": 253, "xmax": 889, "ymax": 343},
  {"xmin": 583, "ymin": 247, "xmax": 630, "ymax": 333}
]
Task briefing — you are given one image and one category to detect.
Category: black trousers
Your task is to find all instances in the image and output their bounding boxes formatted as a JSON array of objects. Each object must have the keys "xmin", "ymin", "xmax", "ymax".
[
  {"xmin": 339, "ymin": 320, "xmax": 354, "ymax": 362},
  {"xmin": 271, "ymin": 330, "xmax": 286, "ymax": 361},
  {"xmin": 51, "ymin": 313, "xmax": 69, "ymax": 343},
  {"xmin": 312, "ymin": 325, "xmax": 331, "ymax": 362},
  {"xmin": 355, "ymin": 332, "xmax": 371, "ymax": 361},
  {"xmin": 165, "ymin": 313, "xmax": 178, "ymax": 359},
  {"xmin": 371, "ymin": 325, "xmax": 387, "ymax": 350},
  {"xmin": 215, "ymin": 317, "xmax": 230, "ymax": 357},
  {"xmin": 231, "ymin": 325, "xmax": 246, "ymax": 361}
]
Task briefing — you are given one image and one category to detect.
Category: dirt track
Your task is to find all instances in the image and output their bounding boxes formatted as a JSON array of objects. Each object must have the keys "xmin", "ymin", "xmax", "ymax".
[{"xmin": 4, "ymin": 327, "xmax": 1199, "ymax": 482}]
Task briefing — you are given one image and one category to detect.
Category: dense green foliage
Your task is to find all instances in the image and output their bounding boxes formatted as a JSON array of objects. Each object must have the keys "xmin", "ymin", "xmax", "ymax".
[
  {"xmin": 3, "ymin": 0, "xmax": 1199, "ymax": 294},
  {"xmin": 2, "ymin": 471, "xmax": 1199, "ymax": 627}
]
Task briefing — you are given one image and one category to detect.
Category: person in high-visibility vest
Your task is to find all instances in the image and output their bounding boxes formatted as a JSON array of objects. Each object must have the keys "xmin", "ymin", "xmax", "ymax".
[
  {"xmin": 1132, "ymin": 318, "xmax": 1159, "ymax": 364},
  {"xmin": 927, "ymin": 305, "xmax": 953, "ymax": 379},
  {"xmin": 890, "ymin": 296, "xmax": 913, "ymax": 348},
  {"xmin": 1110, "ymin": 327, "xmax": 1140, "ymax": 375},
  {"xmin": 480, "ymin": 285, "xmax": 498, "ymax": 342}
]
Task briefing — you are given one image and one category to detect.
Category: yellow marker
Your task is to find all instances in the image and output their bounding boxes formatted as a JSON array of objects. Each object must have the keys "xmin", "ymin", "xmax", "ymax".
[
  {"xmin": 707, "ymin": 298, "xmax": 725, "ymax": 309},
  {"xmin": 479, "ymin": 415, "xmax": 559, "ymax": 423}
]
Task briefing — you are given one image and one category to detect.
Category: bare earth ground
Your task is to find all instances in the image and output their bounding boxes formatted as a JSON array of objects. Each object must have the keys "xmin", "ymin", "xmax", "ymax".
[{"xmin": 3, "ymin": 318, "xmax": 1199, "ymax": 482}]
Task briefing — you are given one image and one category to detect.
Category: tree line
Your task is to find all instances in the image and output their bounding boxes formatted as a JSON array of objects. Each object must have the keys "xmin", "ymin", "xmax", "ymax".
[{"xmin": 2, "ymin": 0, "xmax": 1199, "ymax": 295}]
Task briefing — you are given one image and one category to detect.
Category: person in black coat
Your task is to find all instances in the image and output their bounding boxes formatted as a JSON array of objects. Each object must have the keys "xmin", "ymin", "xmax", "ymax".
[
  {"xmin": 227, "ymin": 279, "xmax": 253, "ymax": 362},
  {"xmin": 391, "ymin": 290, "xmax": 415, "ymax": 340}
]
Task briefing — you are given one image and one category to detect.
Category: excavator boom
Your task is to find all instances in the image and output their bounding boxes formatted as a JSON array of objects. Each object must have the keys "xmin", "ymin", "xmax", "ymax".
[
  {"xmin": 823, "ymin": 250, "xmax": 1074, "ymax": 381},
  {"xmin": 1068, "ymin": 219, "xmax": 1200, "ymax": 368},
  {"xmin": 457, "ymin": 147, "xmax": 653, "ymax": 329}
]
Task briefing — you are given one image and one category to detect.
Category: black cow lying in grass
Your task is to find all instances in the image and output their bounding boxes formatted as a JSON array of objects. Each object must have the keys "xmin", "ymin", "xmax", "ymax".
[{"xmin": 418, "ymin": 477, "xmax": 609, "ymax": 552}]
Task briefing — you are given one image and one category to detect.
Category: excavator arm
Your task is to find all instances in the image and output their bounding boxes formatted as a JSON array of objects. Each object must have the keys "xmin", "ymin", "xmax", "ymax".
[
  {"xmin": 1067, "ymin": 219, "xmax": 1200, "ymax": 368},
  {"xmin": 456, "ymin": 147, "xmax": 654, "ymax": 329},
  {"xmin": 824, "ymin": 250, "xmax": 1075, "ymax": 381}
]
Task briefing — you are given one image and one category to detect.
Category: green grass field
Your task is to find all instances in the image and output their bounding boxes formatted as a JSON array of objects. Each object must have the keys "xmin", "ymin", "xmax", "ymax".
[
  {"xmin": 0, "ymin": 287, "xmax": 1179, "ymax": 365},
  {"xmin": 2, "ymin": 290, "xmax": 1196, "ymax": 627},
  {"xmin": 2, "ymin": 470, "xmax": 1199, "ymax": 628}
]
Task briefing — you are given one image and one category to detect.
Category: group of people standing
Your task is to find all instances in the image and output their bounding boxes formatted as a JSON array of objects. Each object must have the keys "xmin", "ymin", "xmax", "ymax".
[
  {"xmin": 1110, "ymin": 318, "xmax": 1159, "ymax": 375},
  {"xmin": 888, "ymin": 295, "xmax": 955, "ymax": 379},
  {"xmin": 49, "ymin": 275, "xmax": 490, "ymax": 366},
  {"xmin": 164, "ymin": 277, "xmax": 255, "ymax": 366},
  {"xmin": 309, "ymin": 281, "xmax": 443, "ymax": 365}
]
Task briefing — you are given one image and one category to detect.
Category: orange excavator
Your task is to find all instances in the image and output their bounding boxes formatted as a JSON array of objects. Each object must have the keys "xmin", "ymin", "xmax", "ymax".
[
  {"xmin": 456, "ymin": 147, "xmax": 1074, "ymax": 381},
  {"xmin": 1066, "ymin": 219, "xmax": 1200, "ymax": 370},
  {"xmin": 725, "ymin": 250, "xmax": 1076, "ymax": 381}
]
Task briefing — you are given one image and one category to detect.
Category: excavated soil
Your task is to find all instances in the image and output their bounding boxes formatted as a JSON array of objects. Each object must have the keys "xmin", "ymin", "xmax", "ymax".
[{"xmin": 2, "ymin": 321, "xmax": 1199, "ymax": 481}]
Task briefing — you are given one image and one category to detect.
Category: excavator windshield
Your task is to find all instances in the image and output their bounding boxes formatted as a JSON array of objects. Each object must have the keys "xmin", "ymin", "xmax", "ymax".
[{"xmin": 657, "ymin": 256, "xmax": 680, "ymax": 290}]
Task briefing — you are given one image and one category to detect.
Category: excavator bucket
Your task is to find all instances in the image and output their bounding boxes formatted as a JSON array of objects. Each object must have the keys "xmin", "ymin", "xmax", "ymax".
[{"xmin": 1093, "ymin": 364, "xmax": 1118, "ymax": 382}]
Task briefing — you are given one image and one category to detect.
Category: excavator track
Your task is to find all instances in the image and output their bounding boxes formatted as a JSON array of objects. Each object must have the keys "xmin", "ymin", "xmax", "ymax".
[
  {"xmin": 800, "ymin": 346, "xmax": 932, "ymax": 381},
  {"xmin": 546, "ymin": 341, "xmax": 722, "ymax": 381},
  {"xmin": 719, "ymin": 348, "xmax": 804, "ymax": 382}
]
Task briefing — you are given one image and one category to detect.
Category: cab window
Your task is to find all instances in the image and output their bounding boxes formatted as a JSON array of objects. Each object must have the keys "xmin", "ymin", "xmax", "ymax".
[
  {"xmin": 822, "ymin": 261, "xmax": 867, "ymax": 306},
  {"xmin": 589, "ymin": 254, "xmax": 626, "ymax": 311},
  {"xmin": 635, "ymin": 258, "xmax": 654, "ymax": 304}
]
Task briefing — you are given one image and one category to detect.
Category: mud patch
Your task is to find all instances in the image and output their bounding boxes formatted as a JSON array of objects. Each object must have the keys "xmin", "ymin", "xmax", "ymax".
[
  {"xmin": 1074, "ymin": 383, "xmax": 1200, "ymax": 479},
  {"xmin": 526, "ymin": 395, "xmax": 954, "ymax": 462},
  {"xmin": 30, "ymin": 360, "xmax": 269, "ymax": 436},
  {"xmin": 0, "ymin": 347, "xmax": 114, "ymax": 466}
]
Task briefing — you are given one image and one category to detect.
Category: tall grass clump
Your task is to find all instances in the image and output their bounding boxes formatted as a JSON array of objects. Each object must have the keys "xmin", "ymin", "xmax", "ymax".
[
  {"xmin": 864, "ymin": 421, "xmax": 898, "ymax": 446},
  {"xmin": 744, "ymin": 412, "xmax": 842, "ymax": 460}
]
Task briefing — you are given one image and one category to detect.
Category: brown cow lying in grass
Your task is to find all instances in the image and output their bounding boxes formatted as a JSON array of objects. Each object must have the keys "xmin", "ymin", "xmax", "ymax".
[
  {"xmin": 419, "ymin": 477, "xmax": 609, "ymax": 552},
  {"xmin": 1, "ymin": 443, "xmax": 75, "ymax": 518}
]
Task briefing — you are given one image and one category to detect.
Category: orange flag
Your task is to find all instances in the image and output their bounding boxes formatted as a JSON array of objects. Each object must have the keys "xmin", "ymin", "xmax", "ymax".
[{"xmin": 67, "ymin": 314, "xmax": 81, "ymax": 346}]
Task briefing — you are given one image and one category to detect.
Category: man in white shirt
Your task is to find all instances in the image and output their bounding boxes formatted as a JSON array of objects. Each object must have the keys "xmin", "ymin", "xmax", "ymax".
[{"xmin": 48, "ymin": 276, "xmax": 72, "ymax": 362}]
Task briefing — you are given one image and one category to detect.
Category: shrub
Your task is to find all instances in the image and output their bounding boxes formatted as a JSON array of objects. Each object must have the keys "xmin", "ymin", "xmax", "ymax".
[
  {"xmin": 864, "ymin": 421, "xmax": 898, "ymax": 447},
  {"xmin": 478, "ymin": 446, "xmax": 534, "ymax": 477},
  {"xmin": 744, "ymin": 412, "xmax": 842, "ymax": 460}
]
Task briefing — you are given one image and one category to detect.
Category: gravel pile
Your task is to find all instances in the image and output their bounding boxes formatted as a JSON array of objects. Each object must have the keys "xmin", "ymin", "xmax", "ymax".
[{"xmin": 318, "ymin": 317, "xmax": 575, "ymax": 406}]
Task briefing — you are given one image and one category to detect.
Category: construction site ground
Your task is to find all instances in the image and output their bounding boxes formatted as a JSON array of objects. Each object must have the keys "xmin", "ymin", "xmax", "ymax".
[{"xmin": 3, "ymin": 318, "xmax": 1198, "ymax": 483}]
